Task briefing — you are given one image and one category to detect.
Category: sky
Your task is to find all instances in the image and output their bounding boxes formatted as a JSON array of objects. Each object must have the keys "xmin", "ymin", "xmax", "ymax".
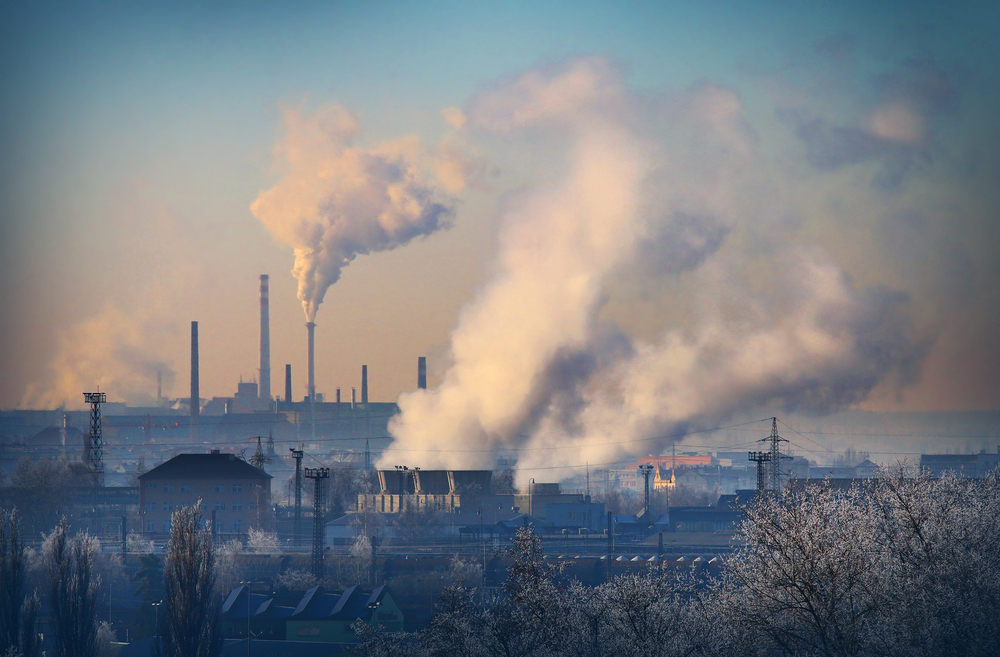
[{"xmin": 1, "ymin": 1, "xmax": 998, "ymax": 468}]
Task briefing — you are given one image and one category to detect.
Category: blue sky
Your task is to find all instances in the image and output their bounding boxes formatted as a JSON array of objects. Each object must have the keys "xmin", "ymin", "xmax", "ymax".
[{"xmin": 1, "ymin": 0, "xmax": 997, "ymax": 418}]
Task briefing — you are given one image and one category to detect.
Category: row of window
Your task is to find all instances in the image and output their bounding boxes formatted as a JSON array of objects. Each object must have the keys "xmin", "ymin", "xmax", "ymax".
[
  {"xmin": 144, "ymin": 502, "xmax": 256, "ymax": 512},
  {"xmin": 146, "ymin": 482, "xmax": 262, "ymax": 493},
  {"xmin": 146, "ymin": 520, "xmax": 242, "ymax": 533}
]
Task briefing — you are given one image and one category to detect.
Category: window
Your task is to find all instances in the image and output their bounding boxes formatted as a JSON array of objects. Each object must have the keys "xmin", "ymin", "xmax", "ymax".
[
  {"xmin": 214, "ymin": 484, "xmax": 224, "ymax": 493},
  {"xmin": 232, "ymin": 520, "xmax": 241, "ymax": 532},
  {"xmin": 215, "ymin": 522, "xmax": 224, "ymax": 532},
  {"xmin": 162, "ymin": 503, "xmax": 175, "ymax": 512},
  {"xmin": 179, "ymin": 484, "xmax": 191, "ymax": 493},
  {"xmin": 248, "ymin": 503, "xmax": 257, "ymax": 512},
  {"xmin": 232, "ymin": 483, "xmax": 243, "ymax": 493},
  {"xmin": 232, "ymin": 502, "xmax": 242, "ymax": 511},
  {"xmin": 145, "ymin": 482, "xmax": 156, "ymax": 489},
  {"xmin": 162, "ymin": 484, "xmax": 173, "ymax": 493},
  {"xmin": 145, "ymin": 503, "xmax": 155, "ymax": 513},
  {"xmin": 146, "ymin": 522, "xmax": 155, "ymax": 532},
  {"xmin": 214, "ymin": 502, "xmax": 225, "ymax": 511}
]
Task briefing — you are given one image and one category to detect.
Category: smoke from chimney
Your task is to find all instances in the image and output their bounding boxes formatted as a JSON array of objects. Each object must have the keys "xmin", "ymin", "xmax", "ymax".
[
  {"xmin": 259, "ymin": 275, "xmax": 271, "ymax": 401},
  {"xmin": 250, "ymin": 105, "xmax": 464, "ymax": 323}
]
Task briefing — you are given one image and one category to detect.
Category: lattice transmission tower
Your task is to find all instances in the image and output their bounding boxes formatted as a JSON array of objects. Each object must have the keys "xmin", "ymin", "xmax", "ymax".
[
  {"xmin": 83, "ymin": 392, "xmax": 106, "ymax": 488},
  {"xmin": 304, "ymin": 467, "xmax": 330, "ymax": 580}
]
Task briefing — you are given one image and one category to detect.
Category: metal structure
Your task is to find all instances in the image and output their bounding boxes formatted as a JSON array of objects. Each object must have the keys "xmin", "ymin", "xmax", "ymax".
[
  {"xmin": 249, "ymin": 436, "xmax": 270, "ymax": 471},
  {"xmin": 290, "ymin": 446, "xmax": 304, "ymax": 547},
  {"xmin": 304, "ymin": 467, "xmax": 330, "ymax": 580},
  {"xmin": 638, "ymin": 463, "xmax": 654, "ymax": 515},
  {"xmin": 83, "ymin": 391, "xmax": 106, "ymax": 487},
  {"xmin": 259, "ymin": 274, "xmax": 271, "ymax": 402},
  {"xmin": 767, "ymin": 417, "xmax": 790, "ymax": 492},
  {"xmin": 748, "ymin": 451, "xmax": 772, "ymax": 492}
]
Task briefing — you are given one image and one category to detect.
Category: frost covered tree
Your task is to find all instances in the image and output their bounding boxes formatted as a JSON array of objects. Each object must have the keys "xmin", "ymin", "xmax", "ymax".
[
  {"xmin": 47, "ymin": 521, "xmax": 100, "ymax": 657},
  {"xmin": 156, "ymin": 502, "xmax": 221, "ymax": 657},
  {"xmin": 0, "ymin": 508, "xmax": 40, "ymax": 657}
]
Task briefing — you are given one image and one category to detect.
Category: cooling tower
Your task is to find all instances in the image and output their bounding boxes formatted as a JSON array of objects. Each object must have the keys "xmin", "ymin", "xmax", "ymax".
[{"xmin": 259, "ymin": 275, "xmax": 271, "ymax": 401}]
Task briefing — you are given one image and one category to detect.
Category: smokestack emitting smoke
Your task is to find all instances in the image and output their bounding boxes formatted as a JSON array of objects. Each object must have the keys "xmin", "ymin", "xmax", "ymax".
[
  {"xmin": 190, "ymin": 321, "xmax": 199, "ymax": 436},
  {"xmin": 418, "ymin": 356, "xmax": 427, "ymax": 390},
  {"xmin": 384, "ymin": 57, "xmax": 921, "ymax": 480},
  {"xmin": 259, "ymin": 275, "xmax": 271, "ymax": 401},
  {"xmin": 250, "ymin": 105, "xmax": 465, "ymax": 324},
  {"xmin": 285, "ymin": 364, "xmax": 292, "ymax": 404},
  {"xmin": 306, "ymin": 322, "xmax": 316, "ymax": 403},
  {"xmin": 361, "ymin": 365, "xmax": 368, "ymax": 404}
]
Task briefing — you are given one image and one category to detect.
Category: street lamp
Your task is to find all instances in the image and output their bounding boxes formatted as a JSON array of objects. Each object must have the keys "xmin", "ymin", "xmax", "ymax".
[
  {"xmin": 151, "ymin": 600, "xmax": 161, "ymax": 641},
  {"xmin": 240, "ymin": 580, "xmax": 254, "ymax": 657}
]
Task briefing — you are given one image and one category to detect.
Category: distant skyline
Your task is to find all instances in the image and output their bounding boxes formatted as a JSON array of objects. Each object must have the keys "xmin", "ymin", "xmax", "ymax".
[{"xmin": 1, "ymin": 0, "xmax": 997, "ymax": 421}]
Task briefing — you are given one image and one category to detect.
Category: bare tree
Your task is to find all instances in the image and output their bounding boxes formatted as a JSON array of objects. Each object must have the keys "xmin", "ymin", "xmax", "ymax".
[
  {"xmin": 0, "ymin": 508, "xmax": 38, "ymax": 657},
  {"xmin": 47, "ymin": 521, "xmax": 100, "ymax": 657},
  {"xmin": 156, "ymin": 502, "xmax": 221, "ymax": 657}
]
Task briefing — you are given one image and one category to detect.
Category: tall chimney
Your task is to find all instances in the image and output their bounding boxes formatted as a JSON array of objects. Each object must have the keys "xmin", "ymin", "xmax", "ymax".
[
  {"xmin": 336, "ymin": 388, "xmax": 341, "ymax": 403},
  {"xmin": 351, "ymin": 386, "xmax": 356, "ymax": 409},
  {"xmin": 259, "ymin": 275, "xmax": 271, "ymax": 401},
  {"xmin": 361, "ymin": 365, "xmax": 368, "ymax": 404},
  {"xmin": 418, "ymin": 356, "xmax": 427, "ymax": 389},
  {"xmin": 284, "ymin": 364, "xmax": 292, "ymax": 404},
  {"xmin": 306, "ymin": 322, "xmax": 316, "ymax": 404},
  {"xmin": 190, "ymin": 321, "xmax": 199, "ymax": 436}
]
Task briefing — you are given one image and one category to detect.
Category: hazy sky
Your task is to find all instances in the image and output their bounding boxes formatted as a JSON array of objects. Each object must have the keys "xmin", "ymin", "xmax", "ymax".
[{"xmin": 1, "ymin": 0, "xmax": 997, "ymax": 420}]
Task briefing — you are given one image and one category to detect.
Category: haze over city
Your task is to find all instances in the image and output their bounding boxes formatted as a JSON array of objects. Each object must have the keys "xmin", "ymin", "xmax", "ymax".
[{"xmin": 1, "ymin": 1, "xmax": 998, "ymax": 474}]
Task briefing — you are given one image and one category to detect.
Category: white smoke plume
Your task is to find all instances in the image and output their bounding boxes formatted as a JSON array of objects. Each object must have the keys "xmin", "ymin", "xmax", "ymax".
[
  {"xmin": 384, "ymin": 57, "xmax": 921, "ymax": 479},
  {"xmin": 251, "ymin": 104, "xmax": 465, "ymax": 322},
  {"xmin": 21, "ymin": 302, "xmax": 177, "ymax": 409}
]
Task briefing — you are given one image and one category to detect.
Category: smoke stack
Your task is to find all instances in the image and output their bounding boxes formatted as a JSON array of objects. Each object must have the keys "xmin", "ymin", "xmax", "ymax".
[
  {"xmin": 361, "ymin": 365, "xmax": 368, "ymax": 404},
  {"xmin": 418, "ymin": 356, "xmax": 427, "ymax": 389},
  {"xmin": 259, "ymin": 275, "xmax": 271, "ymax": 401},
  {"xmin": 306, "ymin": 322, "xmax": 316, "ymax": 404},
  {"xmin": 285, "ymin": 364, "xmax": 292, "ymax": 404},
  {"xmin": 336, "ymin": 388, "xmax": 341, "ymax": 403},
  {"xmin": 351, "ymin": 386, "xmax": 356, "ymax": 409},
  {"xmin": 190, "ymin": 321, "xmax": 199, "ymax": 436},
  {"xmin": 157, "ymin": 369, "xmax": 162, "ymax": 400}
]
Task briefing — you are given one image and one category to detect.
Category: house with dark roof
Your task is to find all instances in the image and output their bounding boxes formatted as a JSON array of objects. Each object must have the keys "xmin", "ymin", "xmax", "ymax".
[
  {"xmin": 220, "ymin": 584, "xmax": 403, "ymax": 643},
  {"xmin": 138, "ymin": 451, "xmax": 271, "ymax": 538}
]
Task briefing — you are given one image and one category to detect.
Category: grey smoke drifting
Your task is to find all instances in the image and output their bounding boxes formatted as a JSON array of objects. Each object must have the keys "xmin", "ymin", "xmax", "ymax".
[
  {"xmin": 251, "ymin": 104, "xmax": 462, "ymax": 322},
  {"xmin": 384, "ymin": 58, "xmax": 922, "ymax": 479}
]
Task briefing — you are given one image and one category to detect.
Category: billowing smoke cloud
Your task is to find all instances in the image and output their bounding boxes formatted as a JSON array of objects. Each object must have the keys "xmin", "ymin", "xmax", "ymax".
[
  {"xmin": 384, "ymin": 57, "xmax": 922, "ymax": 479},
  {"xmin": 251, "ymin": 104, "xmax": 465, "ymax": 322},
  {"xmin": 21, "ymin": 302, "xmax": 177, "ymax": 409}
]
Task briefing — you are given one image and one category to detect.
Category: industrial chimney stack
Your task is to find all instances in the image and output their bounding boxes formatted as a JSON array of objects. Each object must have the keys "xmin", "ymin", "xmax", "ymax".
[
  {"xmin": 259, "ymin": 275, "xmax": 271, "ymax": 402},
  {"xmin": 418, "ymin": 356, "xmax": 427, "ymax": 389},
  {"xmin": 306, "ymin": 322, "xmax": 316, "ymax": 403},
  {"xmin": 285, "ymin": 364, "xmax": 292, "ymax": 404},
  {"xmin": 361, "ymin": 365, "xmax": 368, "ymax": 404},
  {"xmin": 190, "ymin": 321, "xmax": 199, "ymax": 437}
]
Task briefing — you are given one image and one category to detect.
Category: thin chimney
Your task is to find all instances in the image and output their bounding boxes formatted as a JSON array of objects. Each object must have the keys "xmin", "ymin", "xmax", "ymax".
[
  {"xmin": 418, "ymin": 356, "xmax": 427, "ymax": 389},
  {"xmin": 361, "ymin": 365, "xmax": 368, "ymax": 404},
  {"xmin": 259, "ymin": 275, "xmax": 271, "ymax": 401},
  {"xmin": 190, "ymin": 321, "xmax": 199, "ymax": 438},
  {"xmin": 306, "ymin": 322, "xmax": 316, "ymax": 403},
  {"xmin": 285, "ymin": 364, "xmax": 292, "ymax": 404}
]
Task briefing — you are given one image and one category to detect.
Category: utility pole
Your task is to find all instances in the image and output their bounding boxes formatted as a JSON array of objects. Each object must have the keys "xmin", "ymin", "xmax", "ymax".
[
  {"xmin": 748, "ymin": 451, "xmax": 772, "ymax": 492},
  {"xmin": 304, "ymin": 467, "xmax": 330, "ymax": 580},
  {"xmin": 767, "ymin": 417, "xmax": 790, "ymax": 492},
  {"xmin": 290, "ymin": 446, "xmax": 304, "ymax": 547}
]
